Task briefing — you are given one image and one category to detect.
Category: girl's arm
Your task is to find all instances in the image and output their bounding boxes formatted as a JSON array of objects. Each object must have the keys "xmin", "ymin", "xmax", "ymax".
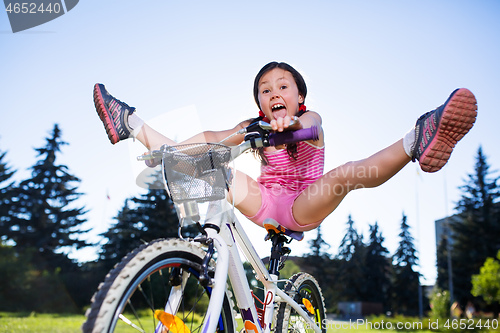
[
  {"xmin": 138, "ymin": 118, "xmax": 254, "ymax": 151},
  {"xmin": 178, "ymin": 118, "xmax": 252, "ymax": 145}
]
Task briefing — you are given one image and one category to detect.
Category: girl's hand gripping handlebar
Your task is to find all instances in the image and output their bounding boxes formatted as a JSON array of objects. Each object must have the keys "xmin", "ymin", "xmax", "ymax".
[{"xmin": 268, "ymin": 126, "xmax": 319, "ymax": 146}]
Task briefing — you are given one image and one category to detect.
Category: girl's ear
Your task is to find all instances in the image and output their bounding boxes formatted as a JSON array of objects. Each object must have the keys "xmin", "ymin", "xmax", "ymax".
[{"xmin": 299, "ymin": 95, "xmax": 304, "ymax": 104}]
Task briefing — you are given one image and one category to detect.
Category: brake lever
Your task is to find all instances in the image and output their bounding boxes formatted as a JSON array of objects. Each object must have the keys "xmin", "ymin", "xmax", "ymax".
[{"xmin": 137, "ymin": 150, "xmax": 162, "ymax": 168}]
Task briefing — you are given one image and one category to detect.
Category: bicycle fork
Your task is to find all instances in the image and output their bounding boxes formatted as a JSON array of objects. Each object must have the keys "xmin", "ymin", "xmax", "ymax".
[{"xmin": 201, "ymin": 227, "xmax": 230, "ymax": 333}]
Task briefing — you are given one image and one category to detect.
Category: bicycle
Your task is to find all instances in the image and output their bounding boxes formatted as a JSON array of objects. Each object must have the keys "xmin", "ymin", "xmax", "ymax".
[{"xmin": 82, "ymin": 120, "xmax": 326, "ymax": 333}]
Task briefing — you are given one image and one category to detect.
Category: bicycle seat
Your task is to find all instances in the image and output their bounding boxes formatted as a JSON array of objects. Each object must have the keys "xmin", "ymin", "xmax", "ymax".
[{"xmin": 263, "ymin": 218, "xmax": 304, "ymax": 241}]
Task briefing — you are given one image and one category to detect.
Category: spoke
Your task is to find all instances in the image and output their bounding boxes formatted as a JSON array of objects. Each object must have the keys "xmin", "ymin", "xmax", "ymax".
[
  {"xmin": 138, "ymin": 284, "xmax": 156, "ymax": 311},
  {"xmin": 184, "ymin": 280, "xmax": 206, "ymax": 333},
  {"xmin": 159, "ymin": 269, "xmax": 170, "ymax": 302},
  {"xmin": 146, "ymin": 274, "xmax": 158, "ymax": 329},
  {"xmin": 119, "ymin": 314, "xmax": 146, "ymax": 333},
  {"xmin": 127, "ymin": 299, "xmax": 146, "ymax": 332}
]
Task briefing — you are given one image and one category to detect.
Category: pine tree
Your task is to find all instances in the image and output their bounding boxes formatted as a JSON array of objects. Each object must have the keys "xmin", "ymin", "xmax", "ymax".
[
  {"xmin": 308, "ymin": 225, "xmax": 330, "ymax": 258},
  {"xmin": 451, "ymin": 147, "xmax": 500, "ymax": 304},
  {"xmin": 392, "ymin": 213, "xmax": 420, "ymax": 315},
  {"xmin": 5, "ymin": 125, "xmax": 88, "ymax": 270},
  {"xmin": 338, "ymin": 214, "xmax": 361, "ymax": 261},
  {"xmin": 302, "ymin": 226, "xmax": 335, "ymax": 309},
  {"xmin": 129, "ymin": 173, "xmax": 179, "ymax": 241},
  {"xmin": 364, "ymin": 222, "xmax": 391, "ymax": 308},
  {"xmin": 99, "ymin": 199, "xmax": 139, "ymax": 270},
  {"xmin": 336, "ymin": 215, "xmax": 366, "ymax": 301},
  {"xmin": 100, "ymin": 172, "xmax": 179, "ymax": 271},
  {"xmin": 0, "ymin": 147, "xmax": 16, "ymax": 242}
]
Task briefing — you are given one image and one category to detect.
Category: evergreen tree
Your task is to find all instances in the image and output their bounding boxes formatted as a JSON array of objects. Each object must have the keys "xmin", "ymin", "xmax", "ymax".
[
  {"xmin": 308, "ymin": 225, "xmax": 330, "ymax": 258},
  {"xmin": 100, "ymin": 172, "xmax": 179, "ymax": 271},
  {"xmin": 129, "ymin": 173, "xmax": 179, "ymax": 241},
  {"xmin": 99, "ymin": 199, "xmax": 139, "ymax": 270},
  {"xmin": 336, "ymin": 215, "xmax": 366, "ymax": 301},
  {"xmin": 364, "ymin": 222, "xmax": 391, "ymax": 308},
  {"xmin": 302, "ymin": 226, "xmax": 335, "ymax": 309},
  {"xmin": 0, "ymin": 126, "xmax": 90, "ymax": 312},
  {"xmin": 451, "ymin": 147, "xmax": 500, "ymax": 304},
  {"xmin": 0, "ymin": 147, "xmax": 16, "ymax": 242},
  {"xmin": 338, "ymin": 214, "xmax": 361, "ymax": 261},
  {"xmin": 5, "ymin": 125, "xmax": 88, "ymax": 270},
  {"xmin": 392, "ymin": 213, "xmax": 420, "ymax": 315}
]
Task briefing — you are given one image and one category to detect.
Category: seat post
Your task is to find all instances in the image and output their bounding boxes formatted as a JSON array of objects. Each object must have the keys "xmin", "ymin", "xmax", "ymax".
[{"xmin": 268, "ymin": 233, "xmax": 287, "ymax": 277}]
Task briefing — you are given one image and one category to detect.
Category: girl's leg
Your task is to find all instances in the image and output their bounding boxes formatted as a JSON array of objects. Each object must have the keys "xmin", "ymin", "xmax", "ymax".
[
  {"xmin": 135, "ymin": 123, "xmax": 177, "ymax": 150},
  {"xmin": 226, "ymin": 170, "xmax": 263, "ymax": 217},
  {"xmin": 94, "ymin": 83, "xmax": 176, "ymax": 149},
  {"xmin": 293, "ymin": 139, "xmax": 410, "ymax": 224},
  {"xmin": 293, "ymin": 87, "xmax": 478, "ymax": 225},
  {"xmin": 94, "ymin": 84, "xmax": 248, "ymax": 150}
]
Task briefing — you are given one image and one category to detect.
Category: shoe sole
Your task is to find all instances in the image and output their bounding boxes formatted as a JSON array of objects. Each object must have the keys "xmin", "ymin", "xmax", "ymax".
[
  {"xmin": 94, "ymin": 84, "xmax": 120, "ymax": 144},
  {"xmin": 419, "ymin": 88, "xmax": 478, "ymax": 172}
]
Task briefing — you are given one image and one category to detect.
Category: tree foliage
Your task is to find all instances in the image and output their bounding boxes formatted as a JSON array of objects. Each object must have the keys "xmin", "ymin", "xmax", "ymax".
[
  {"xmin": 0, "ymin": 147, "xmax": 16, "ymax": 243},
  {"xmin": 335, "ymin": 215, "xmax": 367, "ymax": 302},
  {"xmin": 308, "ymin": 225, "xmax": 330, "ymax": 258},
  {"xmin": 391, "ymin": 213, "xmax": 420, "ymax": 315},
  {"xmin": 451, "ymin": 147, "xmax": 500, "ymax": 304},
  {"xmin": 4, "ymin": 125, "xmax": 89, "ymax": 270},
  {"xmin": 364, "ymin": 222, "xmax": 391, "ymax": 308},
  {"xmin": 99, "ymin": 172, "xmax": 179, "ymax": 271},
  {"xmin": 471, "ymin": 250, "xmax": 500, "ymax": 305},
  {"xmin": 429, "ymin": 288, "xmax": 451, "ymax": 320},
  {"xmin": 301, "ymin": 226, "xmax": 336, "ymax": 309},
  {"xmin": 338, "ymin": 215, "xmax": 361, "ymax": 261},
  {"xmin": 0, "ymin": 125, "xmax": 91, "ymax": 312}
]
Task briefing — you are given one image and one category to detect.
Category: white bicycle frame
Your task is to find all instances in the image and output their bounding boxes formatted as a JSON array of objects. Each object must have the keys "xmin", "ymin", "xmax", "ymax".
[
  {"xmin": 142, "ymin": 125, "xmax": 323, "ymax": 333},
  {"xmin": 177, "ymin": 200, "xmax": 322, "ymax": 333}
]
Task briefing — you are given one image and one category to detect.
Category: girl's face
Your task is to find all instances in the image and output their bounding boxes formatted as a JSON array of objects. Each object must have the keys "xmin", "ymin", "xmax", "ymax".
[{"xmin": 257, "ymin": 68, "xmax": 304, "ymax": 121}]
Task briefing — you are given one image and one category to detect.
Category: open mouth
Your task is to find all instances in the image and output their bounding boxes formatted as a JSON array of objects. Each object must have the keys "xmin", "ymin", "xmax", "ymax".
[
  {"xmin": 272, "ymin": 103, "xmax": 286, "ymax": 111},
  {"xmin": 271, "ymin": 103, "xmax": 287, "ymax": 119}
]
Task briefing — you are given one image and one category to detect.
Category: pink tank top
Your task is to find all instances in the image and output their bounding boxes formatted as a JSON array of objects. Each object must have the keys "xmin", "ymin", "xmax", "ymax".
[{"xmin": 258, "ymin": 141, "xmax": 325, "ymax": 192}]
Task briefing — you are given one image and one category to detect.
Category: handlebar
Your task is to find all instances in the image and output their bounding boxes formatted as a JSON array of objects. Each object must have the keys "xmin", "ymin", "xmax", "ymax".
[
  {"xmin": 268, "ymin": 126, "xmax": 319, "ymax": 146},
  {"xmin": 137, "ymin": 120, "xmax": 319, "ymax": 166}
]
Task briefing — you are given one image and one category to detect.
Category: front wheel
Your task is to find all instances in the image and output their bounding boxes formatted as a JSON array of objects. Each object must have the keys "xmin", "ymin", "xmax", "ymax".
[
  {"xmin": 275, "ymin": 272, "xmax": 326, "ymax": 333},
  {"xmin": 82, "ymin": 239, "xmax": 236, "ymax": 333}
]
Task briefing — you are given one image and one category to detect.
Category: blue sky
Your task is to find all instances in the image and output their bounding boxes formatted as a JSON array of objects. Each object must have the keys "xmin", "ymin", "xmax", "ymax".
[{"xmin": 1, "ymin": 0, "xmax": 499, "ymax": 286}]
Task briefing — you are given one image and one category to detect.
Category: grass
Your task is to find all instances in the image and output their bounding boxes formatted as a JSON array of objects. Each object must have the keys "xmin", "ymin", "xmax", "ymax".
[
  {"xmin": 0, "ymin": 313, "xmax": 432, "ymax": 333},
  {"xmin": 0, "ymin": 312, "xmax": 86, "ymax": 333},
  {"xmin": 3, "ymin": 312, "xmax": 499, "ymax": 333}
]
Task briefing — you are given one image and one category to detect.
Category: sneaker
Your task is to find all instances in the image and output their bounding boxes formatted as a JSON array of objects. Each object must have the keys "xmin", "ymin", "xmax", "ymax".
[
  {"xmin": 412, "ymin": 88, "xmax": 477, "ymax": 172},
  {"xmin": 93, "ymin": 84, "xmax": 136, "ymax": 144}
]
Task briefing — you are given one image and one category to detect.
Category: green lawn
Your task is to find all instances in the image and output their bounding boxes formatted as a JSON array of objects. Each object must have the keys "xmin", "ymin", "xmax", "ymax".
[
  {"xmin": 2, "ymin": 312, "xmax": 499, "ymax": 333},
  {"xmin": 0, "ymin": 313, "xmax": 86, "ymax": 333},
  {"xmin": 0, "ymin": 313, "xmax": 418, "ymax": 333}
]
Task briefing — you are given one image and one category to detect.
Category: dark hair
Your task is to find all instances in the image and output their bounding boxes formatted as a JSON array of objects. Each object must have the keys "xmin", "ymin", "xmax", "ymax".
[
  {"xmin": 253, "ymin": 62, "xmax": 307, "ymax": 109},
  {"xmin": 252, "ymin": 62, "xmax": 308, "ymax": 164}
]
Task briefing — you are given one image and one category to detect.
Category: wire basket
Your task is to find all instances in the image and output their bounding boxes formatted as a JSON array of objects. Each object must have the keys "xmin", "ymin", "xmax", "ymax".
[{"xmin": 161, "ymin": 143, "xmax": 232, "ymax": 203}]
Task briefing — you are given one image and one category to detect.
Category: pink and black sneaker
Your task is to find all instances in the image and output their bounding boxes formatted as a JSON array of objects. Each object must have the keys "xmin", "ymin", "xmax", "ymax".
[
  {"xmin": 412, "ymin": 88, "xmax": 477, "ymax": 173},
  {"xmin": 93, "ymin": 84, "xmax": 136, "ymax": 144}
]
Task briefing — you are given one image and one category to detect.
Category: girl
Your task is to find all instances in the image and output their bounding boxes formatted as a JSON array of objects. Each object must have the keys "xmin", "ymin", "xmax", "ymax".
[{"xmin": 93, "ymin": 61, "xmax": 477, "ymax": 232}]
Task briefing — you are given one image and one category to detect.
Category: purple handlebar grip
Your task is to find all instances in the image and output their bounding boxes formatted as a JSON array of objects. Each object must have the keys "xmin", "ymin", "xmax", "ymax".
[{"xmin": 269, "ymin": 126, "xmax": 319, "ymax": 146}]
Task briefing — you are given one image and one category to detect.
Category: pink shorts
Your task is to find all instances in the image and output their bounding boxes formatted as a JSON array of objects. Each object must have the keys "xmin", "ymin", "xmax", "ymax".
[{"xmin": 243, "ymin": 183, "xmax": 323, "ymax": 232}]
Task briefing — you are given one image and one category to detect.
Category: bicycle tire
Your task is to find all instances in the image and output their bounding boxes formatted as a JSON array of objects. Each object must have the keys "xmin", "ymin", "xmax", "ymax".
[
  {"xmin": 274, "ymin": 272, "xmax": 326, "ymax": 333},
  {"xmin": 82, "ymin": 238, "xmax": 236, "ymax": 333}
]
